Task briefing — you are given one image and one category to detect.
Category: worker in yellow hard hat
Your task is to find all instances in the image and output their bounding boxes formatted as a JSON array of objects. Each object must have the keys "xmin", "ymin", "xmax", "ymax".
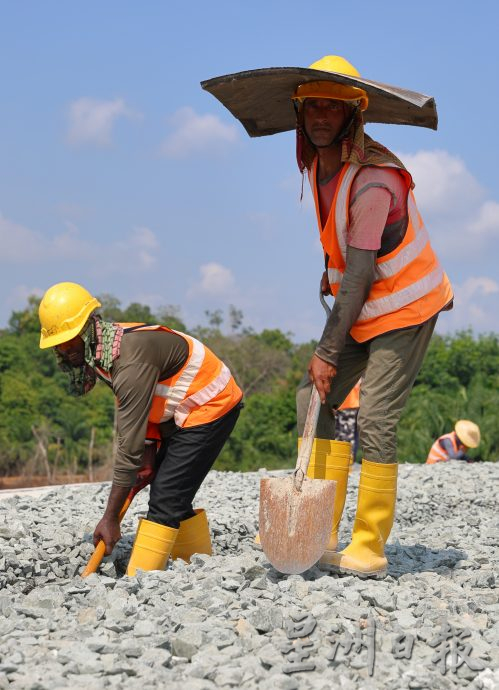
[
  {"xmin": 291, "ymin": 55, "xmax": 453, "ymax": 579},
  {"xmin": 204, "ymin": 54, "xmax": 453, "ymax": 578},
  {"xmin": 39, "ymin": 282, "xmax": 243, "ymax": 575},
  {"xmin": 426, "ymin": 420, "xmax": 481, "ymax": 464}
]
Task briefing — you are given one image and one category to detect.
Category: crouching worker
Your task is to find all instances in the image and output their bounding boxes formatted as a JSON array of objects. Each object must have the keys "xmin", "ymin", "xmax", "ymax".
[
  {"xmin": 38, "ymin": 282, "xmax": 243, "ymax": 575},
  {"xmin": 426, "ymin": 420, "xmax": 480, "ymax": 464}
]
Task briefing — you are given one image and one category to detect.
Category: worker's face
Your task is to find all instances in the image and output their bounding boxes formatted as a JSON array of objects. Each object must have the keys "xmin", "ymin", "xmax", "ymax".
[
  {"xmin": 303, "ymin": 98, "xmax": 350, "ymax": 147},
  {"xmin": 54, "ymin": 335, "xmax": 85, "ymax": 367}
]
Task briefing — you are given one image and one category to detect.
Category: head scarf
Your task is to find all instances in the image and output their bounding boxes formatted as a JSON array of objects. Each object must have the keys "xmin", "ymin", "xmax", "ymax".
[{"xmin": 55, "ymin": 315, "xmax": 124, "ymax": 396}]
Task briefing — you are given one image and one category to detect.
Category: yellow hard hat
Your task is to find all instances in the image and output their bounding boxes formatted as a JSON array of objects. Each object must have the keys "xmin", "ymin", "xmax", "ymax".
[
  {"xmin": 39, "ymin": 282, "xmax": 101, "ymax": 349},
  {"xmin": 292, "ymin": 55, "xmax": 369, "ymax": 111},
  {"xmin": 455, "ymin": 420, "xmax": 481, "ymax": 448}
]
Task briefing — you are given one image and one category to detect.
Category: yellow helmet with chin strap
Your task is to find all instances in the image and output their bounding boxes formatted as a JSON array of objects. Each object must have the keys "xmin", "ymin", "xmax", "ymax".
[
  {"xmin": 39, "ymin": 282, "xmax": 101, "ymax": 350},
  {"xmin": 292, "ymin": 55, "xmax": 369, "ymax": 111}
]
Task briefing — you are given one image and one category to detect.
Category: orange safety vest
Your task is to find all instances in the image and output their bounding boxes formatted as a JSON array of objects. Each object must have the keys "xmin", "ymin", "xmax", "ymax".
[
  {"xmin": 309, "ymin": 160, "xmax": 453, "ymax": 342},
  {"xmin": 95, "ymin": 324, "xmax": 242, "ymax": 439},
  {"xmin": 338, "ymin": 379, "xmax": 361, "ymax": 410},
  {"xmin": 426, "ymin": 432, "xmax": 462, "ymax": 464}
]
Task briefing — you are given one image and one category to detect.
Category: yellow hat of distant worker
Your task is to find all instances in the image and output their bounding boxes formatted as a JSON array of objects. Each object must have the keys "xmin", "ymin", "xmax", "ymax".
[{"xmin": 455, "ymin": 420, "xmax": 481, "ymax": 448}]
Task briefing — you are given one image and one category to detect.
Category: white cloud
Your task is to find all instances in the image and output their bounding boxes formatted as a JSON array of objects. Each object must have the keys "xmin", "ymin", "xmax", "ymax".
[
  {"xmin": 454, "ymin": 276, "xmax": 499, "ymax": 303},
  {"xmin": 468, "ymin": 200, "xmax": 499, "ymax": 238},
  {"xmin": 399, "ymin": 149, "xmax": 484, "ymax": 215},
  {"xmin": 114, "ymin": 226, "xmax": 159, "ymax": 270},
  {"xmin": 438, "ymin": 276, "xmax": 499, "ymax": 333},
  {"xmin": 394, "ymin": 150, "xmax": 499, "ymax": 262},
  {"xmin": 0, "ymin": 211, "xmax": 158, "ymax": 271},
  {"xmin": 67, "ymin": 97, "xmax": 138, "ymax": 146},
  {"xmin": 189, "ymin": 262, "xmax": 236, "ymax": 297},
  {"xmin": 0, "ymin": 213, "xmax": 46, "ymax": 261},
  {"xmin": 161, "ymin": 106, "xmax": 238, "ymax": 158}
]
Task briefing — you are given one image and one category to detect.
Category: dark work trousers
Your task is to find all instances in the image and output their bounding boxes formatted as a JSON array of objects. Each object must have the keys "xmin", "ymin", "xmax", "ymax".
[{"xmin": 147, "ymin": 402, "xmax": 242, "ymax": 528}]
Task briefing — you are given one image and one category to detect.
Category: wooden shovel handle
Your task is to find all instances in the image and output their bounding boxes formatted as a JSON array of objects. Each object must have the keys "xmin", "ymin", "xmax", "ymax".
[
  {"xmin": 294, "ymin": 385, "xmax": 321, "ymax": 491},
  {"xmin": 293, "ymin": 288, "xmax": 331, "ymax": 492},
  {"xmin": 80, "ymin": 493, "xmax": 133, "ymax": 577}
]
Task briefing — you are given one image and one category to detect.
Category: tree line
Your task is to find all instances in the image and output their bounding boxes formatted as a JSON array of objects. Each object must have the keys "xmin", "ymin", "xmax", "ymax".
[{"xmin": 0, "ymin": 295, "xmax": 497, "ymax": 483}]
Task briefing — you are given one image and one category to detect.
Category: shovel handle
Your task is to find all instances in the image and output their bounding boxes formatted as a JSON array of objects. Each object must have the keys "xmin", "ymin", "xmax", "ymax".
[
  {"xmin": 80, "ymin": 493, "xmax": 134, "ymax": 577},
  {"xmin": 292, "ymin": 290, "xmax": 332, "ymax": 491},
  {"xmin": 294, "ymin": 385, "xmax": 321, "ymax": 491},
  {"xmin": 319, "ymin": 289, "xmax": 332, "ymax": 317}
]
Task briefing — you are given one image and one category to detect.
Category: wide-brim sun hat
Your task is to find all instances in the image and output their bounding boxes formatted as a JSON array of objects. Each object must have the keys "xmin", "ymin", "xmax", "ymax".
[
  {"xmin": 455, "ymin": 420, "xmax": 481, "ymax": 448},
  {"xmin": 201, "ymin": 55, "xmax": 438, "ymax": 137}
]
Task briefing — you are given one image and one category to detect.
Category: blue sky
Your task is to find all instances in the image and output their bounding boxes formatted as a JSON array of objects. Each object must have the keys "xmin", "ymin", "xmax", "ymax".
[{"xmin": 1, "ymin": 1, "xmax": 498, "ymax": 341}]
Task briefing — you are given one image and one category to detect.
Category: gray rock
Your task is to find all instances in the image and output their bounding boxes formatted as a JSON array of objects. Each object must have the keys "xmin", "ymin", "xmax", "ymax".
[
  {"xmin": 171, "ymin": 627, "xmax": 206, "ymax": 659},
  {"xmin": 0, "ymin": 464, "xmax": 497, "ymax": 689}
]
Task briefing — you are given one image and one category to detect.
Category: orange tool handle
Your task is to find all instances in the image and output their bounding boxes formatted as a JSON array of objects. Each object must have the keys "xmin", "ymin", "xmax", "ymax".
[
  {"xmin": 81, "ymin": 494, "xmax": 133, "ymax": 577},
  {"xmin": 80, "ymin": 442, "xmax": 160, "ymax": 578}
]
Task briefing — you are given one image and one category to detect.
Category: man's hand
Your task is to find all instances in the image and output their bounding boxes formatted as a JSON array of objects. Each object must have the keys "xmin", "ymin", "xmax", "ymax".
[
  {"xmin": 308, "ymin": 354, "xmax": 337, "ymax": 403},
  {"xmin": 93, "ymin": 515, "xmax": 122, "ymax": 555},
  {"xmin": 320, "ymin": 271, "xmax": 332, "ymax": 296},
  {"xmin": 135, "ymin": 443, "xmax": 158, "ymax": 488}
]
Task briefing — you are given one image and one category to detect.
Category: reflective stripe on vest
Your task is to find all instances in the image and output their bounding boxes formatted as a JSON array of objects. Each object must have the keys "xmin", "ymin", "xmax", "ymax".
[
  {"xmin": 311, "ymin": 160, "xmax": 453, "ymax": 341},
  {"xmin": 129, "ymin": 325, "xmax": 238, "ymax": 428},
  {"xmin": 175, "ymin": 363, "xmax": 232, "ymax": 426},
  {"xmin": 96, "ymin": 323, "xmax": 241, "ymax": 429},
  {"xmin": 153, "ymin": 335, "xmax": 206, "ymax": 423},
  {"xmin": 426, "ymin": 432, "xmax": 459, "ymax": 464}
]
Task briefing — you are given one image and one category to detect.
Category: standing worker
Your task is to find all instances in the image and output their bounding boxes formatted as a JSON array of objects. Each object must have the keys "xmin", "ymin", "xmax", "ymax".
[
  {"xmin": 426, "ymin": 420, "xmax": 481, "ymax": 464},
  {"xmin": 38, "ymin": 282, "xmax": 243, "ymax": 576},
  {"xmin": 202, "ymin": 54, "xmax": 453, "ymax": 578},
  {"xmin": 294, "ymin": 56, "xmax": 453, "ymax": 578}
]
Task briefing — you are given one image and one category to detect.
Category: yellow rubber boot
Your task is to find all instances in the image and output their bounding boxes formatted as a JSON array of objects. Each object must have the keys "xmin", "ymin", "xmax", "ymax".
[
  {"xmin": 171, "ymin": 509, "xmax": 212, "ymax": 563},
  {"xmin": 126, "ymin": 518, "xmax": 178, "ymax": 576},
  {"xmin": 304, "ymin": 439, "xmax": 351, "ymax": 560},
  {"xmin": 325, "ymin": 459, "xmax": 398, "ymax": 578}
]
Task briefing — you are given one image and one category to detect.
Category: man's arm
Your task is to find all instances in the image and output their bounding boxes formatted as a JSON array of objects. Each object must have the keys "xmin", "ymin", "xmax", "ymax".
[
  {"xmin": 93, "ymin": 361, "xmax": 160, "ymax": 552},
  {"xmin": 112, "ymin": 361, "xmax": 161, "ymax": 486},
  {"xmin": 310, "ymin": 246, "xmax": 376, "ymax": 401},
  {"xmin": 440, "ymin": 437, "xmax": 469, "ymax": 461}
]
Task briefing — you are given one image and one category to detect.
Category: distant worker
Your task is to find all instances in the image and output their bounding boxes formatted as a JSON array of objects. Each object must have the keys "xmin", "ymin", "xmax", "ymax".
[
  {"xmin": 38, "ymin": 282, "xmax": 243, "ymax": 575},
  {"xmin": 426, "ymin": 420, "xmax": 481, "ymax": 464},
  {"xmin": 335, "ymin": 378, "xmax": 361, "ymax": 462}
]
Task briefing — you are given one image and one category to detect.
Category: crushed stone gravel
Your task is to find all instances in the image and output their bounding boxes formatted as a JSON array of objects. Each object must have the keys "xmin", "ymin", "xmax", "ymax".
[{"xmin": 0, "ymin": 461, "xmax": 497, "ymax": 689}]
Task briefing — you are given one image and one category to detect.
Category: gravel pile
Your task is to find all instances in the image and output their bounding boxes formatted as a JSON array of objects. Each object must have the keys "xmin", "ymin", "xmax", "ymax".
[{"xmin": 0, "ymin": 462, "xmax": 497, "ymax": 690}]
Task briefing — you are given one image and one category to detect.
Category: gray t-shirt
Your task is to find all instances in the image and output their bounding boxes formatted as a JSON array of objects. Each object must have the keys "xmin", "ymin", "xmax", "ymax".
[{"xmin": 102, "ymin": 329, "xmax": 189, "ymax": 487}]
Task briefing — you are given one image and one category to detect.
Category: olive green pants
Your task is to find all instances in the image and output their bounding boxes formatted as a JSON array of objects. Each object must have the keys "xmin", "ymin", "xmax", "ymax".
[{"xmin": 296, "ymin": 316, "xmax": 438, "ymax": 463}]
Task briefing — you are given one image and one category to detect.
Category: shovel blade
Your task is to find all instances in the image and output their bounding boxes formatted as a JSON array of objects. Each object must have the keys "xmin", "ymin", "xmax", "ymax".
[{"xmin": 259, "ymin": 476, "xmax": 336, "ymax": 574}]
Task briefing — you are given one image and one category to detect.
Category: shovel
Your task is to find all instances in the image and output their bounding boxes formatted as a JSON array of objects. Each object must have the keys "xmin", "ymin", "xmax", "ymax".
[
  {"xmin": 259, "ymin": 287, "xmax": 336, "ymax": 574},
  {"xmin": 259, "ymin": 384, "xmax": 336, "ymax": 574}
]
